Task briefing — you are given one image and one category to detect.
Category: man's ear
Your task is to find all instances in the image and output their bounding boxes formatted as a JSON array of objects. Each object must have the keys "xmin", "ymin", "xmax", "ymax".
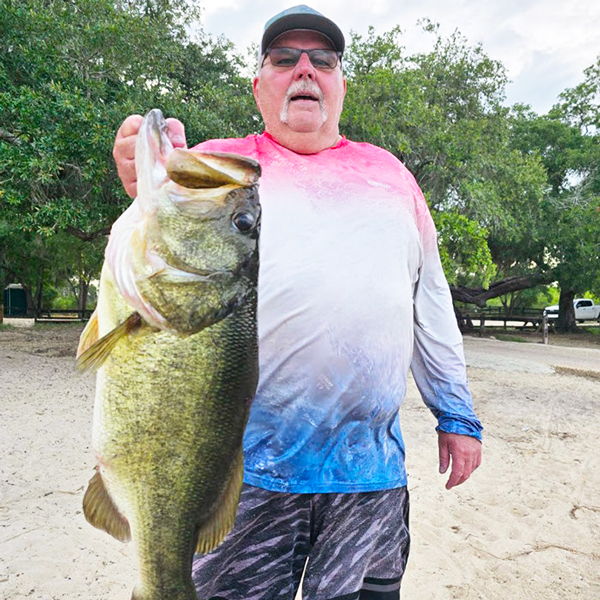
[{"xmin": 252, "ymin": 76, "xmax": 261, "ymax": 112}]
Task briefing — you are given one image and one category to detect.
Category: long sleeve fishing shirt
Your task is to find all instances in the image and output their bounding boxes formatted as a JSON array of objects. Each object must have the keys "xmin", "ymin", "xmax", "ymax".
[{"xmin": 192, "ymin": 132, "xmax": 482, "ymax": 493}]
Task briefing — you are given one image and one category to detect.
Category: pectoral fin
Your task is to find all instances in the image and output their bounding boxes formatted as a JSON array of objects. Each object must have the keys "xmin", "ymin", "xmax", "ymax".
[
  {"xmin": 83, "ymin": 468, "xmax": 131, "ymax": 543},
  {"xmin": 195, "ymin": 449, "xmax": 244, "ymax": 555},
  {"xmin": 76, "ymin": 312, "xmax": 143, "ymax": 372},
  {"xmin": 77, "ymin": 310, "xmax": 100, "ymax": 358}
]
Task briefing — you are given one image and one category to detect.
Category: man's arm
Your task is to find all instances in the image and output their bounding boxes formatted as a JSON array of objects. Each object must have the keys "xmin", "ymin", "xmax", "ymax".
[
  {"xmin": 113, "ymin": 115, "xmax": 187, "ymax": 198},
  {"xmin": 408, "ymin": 181, "xmax": 483, "ymax": 490}
]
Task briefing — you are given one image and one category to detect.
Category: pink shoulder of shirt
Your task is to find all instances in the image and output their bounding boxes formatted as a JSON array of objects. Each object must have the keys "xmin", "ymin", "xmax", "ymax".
[{"xmin": 191, "ymin": 134, "xmax": 429, "ymax": 215}]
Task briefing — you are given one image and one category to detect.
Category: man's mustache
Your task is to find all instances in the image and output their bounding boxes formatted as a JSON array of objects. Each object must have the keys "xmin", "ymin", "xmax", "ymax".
[
  {"xmin": 279, "ymin": 80, "xmax": 327, "ymax": 125},
  {"xmin": 283, "ymin": 81, "xmax": 325, "ymax": 105}
]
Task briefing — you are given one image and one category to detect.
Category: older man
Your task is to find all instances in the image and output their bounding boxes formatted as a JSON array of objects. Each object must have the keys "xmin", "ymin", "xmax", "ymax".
[{"xmin": 113, "ymin": 5, "xmax": 482, "ymax": 600}]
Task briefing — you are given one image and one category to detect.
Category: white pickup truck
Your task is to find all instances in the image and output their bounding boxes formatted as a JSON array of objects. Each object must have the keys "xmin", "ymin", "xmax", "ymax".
[{"xmin": 544, "ymin": 298, "xmax": 600, "ymax": 322}]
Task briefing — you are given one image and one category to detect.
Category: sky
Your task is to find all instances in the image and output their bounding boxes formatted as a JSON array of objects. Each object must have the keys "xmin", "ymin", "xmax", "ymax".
[{"xmin": 201, "ymin": 0, "xmax": 600, "ymax": 115}]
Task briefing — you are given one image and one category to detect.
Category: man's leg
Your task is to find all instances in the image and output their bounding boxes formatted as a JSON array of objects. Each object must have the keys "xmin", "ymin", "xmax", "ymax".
[
  {"xmin": 301, "ymin": 487, "xmax": 410, "ymax": 600},
  {"xmin": 192, "ymin": 485, "xmax": 311, "ymax": 600}
]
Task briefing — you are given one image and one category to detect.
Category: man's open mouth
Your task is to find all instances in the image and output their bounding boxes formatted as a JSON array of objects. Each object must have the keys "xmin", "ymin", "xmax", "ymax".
[{"xmin": 290, "ymin": 93, "xmax": 319, "ymax": 102}]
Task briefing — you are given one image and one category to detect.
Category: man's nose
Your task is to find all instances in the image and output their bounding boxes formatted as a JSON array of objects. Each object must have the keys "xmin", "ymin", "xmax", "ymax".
[{"xmin": 294, "ymin": 51, "xmax": 315, "ymax": 79}]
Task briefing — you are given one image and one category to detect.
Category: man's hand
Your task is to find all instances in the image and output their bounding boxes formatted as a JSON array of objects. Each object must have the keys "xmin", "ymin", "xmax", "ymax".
[
  {"xmin": 113, "ymin": 115, "xmax": 187, "ymax": 198},
  {"xmin": 438, "ymin": 431, "xmax": 482, "ymax": 490}
]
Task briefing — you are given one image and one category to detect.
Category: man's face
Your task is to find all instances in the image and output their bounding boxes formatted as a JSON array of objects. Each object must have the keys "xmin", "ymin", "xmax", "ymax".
[{"xmin": 253, "ymin": 30, "xmax": 346, "ymax": 151}]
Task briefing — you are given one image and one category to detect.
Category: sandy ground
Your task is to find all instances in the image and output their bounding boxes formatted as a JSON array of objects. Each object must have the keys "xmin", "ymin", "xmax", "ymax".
[{"xmin": 1, "ymin": 320, "xmax": 599, "ymax": 599}]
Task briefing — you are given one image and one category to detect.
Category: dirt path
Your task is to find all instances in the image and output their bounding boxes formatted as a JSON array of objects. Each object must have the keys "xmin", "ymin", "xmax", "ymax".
[{"xmin": 1, "ymin": 323, "xmax": 598, "ymax": 599}]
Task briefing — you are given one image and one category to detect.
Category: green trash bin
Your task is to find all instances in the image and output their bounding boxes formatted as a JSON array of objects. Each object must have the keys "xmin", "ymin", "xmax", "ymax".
[{"xmin": 3, "ymin": 284, "xmax": 28, "ymax": 317}]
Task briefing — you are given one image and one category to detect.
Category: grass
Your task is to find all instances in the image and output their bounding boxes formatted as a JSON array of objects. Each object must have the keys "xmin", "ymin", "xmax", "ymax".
[
  {"xmin": 465, "ymin": 325, "xmax": 600, "ymax": 349},
  {"xmin": 493, "ymin": 334, "xmax": 529, "ymax": 343},
  {"xmin": 581, "ymin": 326, "xmax": 600, "ymax": 336},
  {"xmin": 31, "ymin": 321, "xmax": 84, "ymax": 330}
]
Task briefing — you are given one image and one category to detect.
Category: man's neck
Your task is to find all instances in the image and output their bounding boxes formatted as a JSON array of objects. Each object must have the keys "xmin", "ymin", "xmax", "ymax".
[{"xmin": 265, "ymin": 127, "xmax": 341, "ymax": 155}]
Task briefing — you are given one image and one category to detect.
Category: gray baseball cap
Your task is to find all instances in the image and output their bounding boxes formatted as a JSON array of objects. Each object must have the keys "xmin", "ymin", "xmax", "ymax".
[{"xmin": 260, "ymin": 5, "xmax": 345, "ymax": 55}]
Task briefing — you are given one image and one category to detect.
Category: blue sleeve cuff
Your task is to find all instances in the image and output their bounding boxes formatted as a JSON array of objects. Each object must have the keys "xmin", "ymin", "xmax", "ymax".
[{"xmin": 435, "ymin": 414, "xmax": 483, "ymax": 441}]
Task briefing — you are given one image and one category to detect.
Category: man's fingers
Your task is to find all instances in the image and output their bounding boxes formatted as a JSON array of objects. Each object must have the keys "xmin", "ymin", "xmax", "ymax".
[
  {"xmin": 113, "ymin": 115, "xmax": 143, "ymax": 164},
  {"xmin": 438, "ymin": 431, "xmax": 482, "ymax": 490},
  {"xmin": 118, "ymin": 114, "xmax": 144, "ymax": 139},
  {"xmin": 113, "ymin": 115, "xmax": 187, "ymax": 199},
  {"xmin": 119, "ymin": 161, "xmax": 137, "ymax": 198},
  {"xmin": 113, "ymin": 115, "xmax": 143, "ymax": 199},
  {"xmin": 166, "ymin": 118, "xmax": 187, "ymax": 148},
  {"xmin": 438, "ymin": 440, "xmax": 450, "ymax": 474},
  {"xmin": 445, "ymin": 456, "xmax": 468, "ymax": 490}
]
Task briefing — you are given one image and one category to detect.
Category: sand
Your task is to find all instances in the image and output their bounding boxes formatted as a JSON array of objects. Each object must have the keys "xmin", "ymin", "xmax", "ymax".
[{"xmin": 1, "ymin": 320, "xmax": 599, "ymax": 599}]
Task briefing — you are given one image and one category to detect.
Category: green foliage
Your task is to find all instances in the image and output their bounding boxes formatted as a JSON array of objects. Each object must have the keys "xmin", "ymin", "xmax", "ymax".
[
  {"xmin": 506, "ymin": 58, "xmax": 600, "ymax": 327},
  {"xmin": 0, "ymin": 0, "xmax": 257, "ymax": 308},
  {"xmin": 342, "ymin": 24, "xmax": 513, "ymax": 207},
  {"xmin": 511, "ymin": 62, "xmax": 600, "ymax": 302},
  {"xmin": 545, "ymin": 193, "xmax": 600, "ymax": 296},
  {"xmin": 0, "ymin": 0, "xmax": 242, "ymax": 237},
  {"xmin": 433, "ymin": 210, "xmax": 496, "ymax": 287}
]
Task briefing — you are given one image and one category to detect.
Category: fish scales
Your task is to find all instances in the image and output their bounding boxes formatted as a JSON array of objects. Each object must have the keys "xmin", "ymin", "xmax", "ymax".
[{"xmin": 78, "ymin": 109, "xmax": 261, "ymax": 600}]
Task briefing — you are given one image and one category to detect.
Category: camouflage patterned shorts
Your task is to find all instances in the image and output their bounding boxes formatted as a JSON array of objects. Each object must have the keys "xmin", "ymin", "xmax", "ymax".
[{"xmin": 192, "ymin": 484, "xmax": 410, "ymax": 600}]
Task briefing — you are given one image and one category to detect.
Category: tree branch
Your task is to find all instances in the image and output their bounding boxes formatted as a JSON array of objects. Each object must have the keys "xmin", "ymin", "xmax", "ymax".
[
  {"xmin": 450, "ymin": 272, "xmax": 555, "ymax": 306},
  {"xmin": 65, "ymin": 225, "xmax": 110, "ymax": 242},
  {"xmin": 0, "ymin": 128, "xmax": 22, "ymax": 146}
]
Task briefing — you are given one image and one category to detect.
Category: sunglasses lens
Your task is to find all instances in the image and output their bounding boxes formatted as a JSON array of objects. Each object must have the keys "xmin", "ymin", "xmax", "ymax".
[
  {"xmin": 268, "ymin": 48, "xmax": 339, "ymax": 69},
  {"xmin": 269, "ymin": 48, "xmax": 301, "ymax": 67},
  {"xmin": 309, "ymin": 49, "xmax": 338, "ymax": 69}
]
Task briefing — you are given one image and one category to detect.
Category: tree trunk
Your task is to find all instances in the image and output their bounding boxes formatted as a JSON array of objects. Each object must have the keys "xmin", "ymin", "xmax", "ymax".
[
  {"xmin": 78, "ymin": 277, "xmax": 89, "ymax": 316},
  {"xmin": 556, "ymin": 289, "xmax": 577, "ymax": 332},
  {"xmin": 450, "ymin": 272, "xmax": 555, "ymax": 306},
  {"xmin": 454, "ymin": 305, "xmax": 474, "ymax": 333},
  {"xmin": 24, "ymin": 285, "xmax": 35, "ymax": 317},
  {"xmin": 33, "ymin": 278, "xmax": 43, "ymax": 318}
]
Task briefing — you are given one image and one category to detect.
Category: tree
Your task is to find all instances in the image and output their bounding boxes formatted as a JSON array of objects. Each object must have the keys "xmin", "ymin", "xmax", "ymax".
[
  {"xmin": 0, "ymin": 0, "xmax": 258, "ymax": 309},
  {"xmin": 508, "ymin": 60, "xmax": 600, "ymax": 331}
]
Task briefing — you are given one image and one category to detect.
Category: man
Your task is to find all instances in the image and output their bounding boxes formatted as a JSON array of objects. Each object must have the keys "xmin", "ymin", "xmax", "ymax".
[{"xmin": 113, "ymin": 5, "xmax": 483, "ymax": 599}]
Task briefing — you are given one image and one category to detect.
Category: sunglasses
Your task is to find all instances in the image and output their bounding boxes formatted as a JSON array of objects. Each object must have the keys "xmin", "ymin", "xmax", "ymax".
[{"xmin": 262, "ymin": 47, "xmax": 342, "ymax": 70}]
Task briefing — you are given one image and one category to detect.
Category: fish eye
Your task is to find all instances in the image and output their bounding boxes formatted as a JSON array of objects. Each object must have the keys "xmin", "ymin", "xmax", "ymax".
[{"xmin": 232, "ymin": 211, "xmax": 257, "ymax": 233}]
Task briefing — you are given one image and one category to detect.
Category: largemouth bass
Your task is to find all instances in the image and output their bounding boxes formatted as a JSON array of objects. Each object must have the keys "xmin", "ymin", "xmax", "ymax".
[{"xmin": 77, "ymin": 109, "xmax": 261, "ymax": 600}]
